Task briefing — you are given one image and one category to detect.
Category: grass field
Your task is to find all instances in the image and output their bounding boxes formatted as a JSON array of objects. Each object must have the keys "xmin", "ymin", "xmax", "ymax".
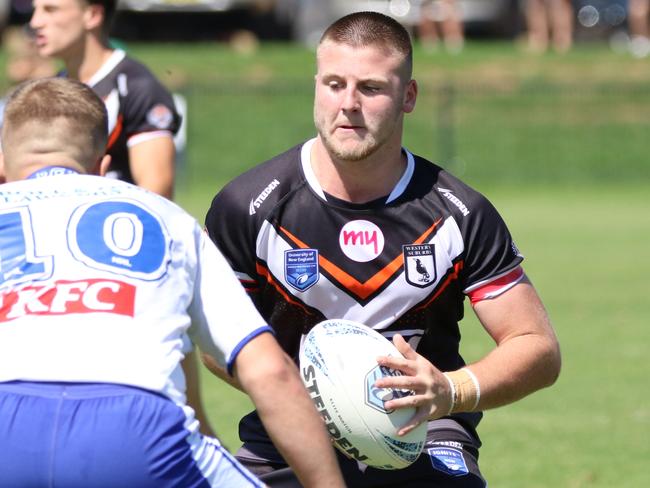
[{"xmin": 1, "ymin": 40, "xmax": 648, "ymax": 486}]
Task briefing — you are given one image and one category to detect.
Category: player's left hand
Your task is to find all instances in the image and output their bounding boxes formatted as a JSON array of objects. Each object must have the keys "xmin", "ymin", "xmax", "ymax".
[{"xmin": 375, "ymin": 334, "xmax": 453, "ymax": 436}]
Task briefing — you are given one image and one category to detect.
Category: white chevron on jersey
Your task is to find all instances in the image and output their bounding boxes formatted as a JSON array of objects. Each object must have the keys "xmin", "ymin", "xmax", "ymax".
[{"xmin": 256, "ymin": 215, "xmax": 464, "ymax": 330}]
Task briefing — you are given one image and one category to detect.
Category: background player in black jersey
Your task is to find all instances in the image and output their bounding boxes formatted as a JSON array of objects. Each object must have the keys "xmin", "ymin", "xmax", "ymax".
[
  {"xmin": 204, "ymin": 11, "xmax": 561, "ymax": 488},
  {"xmin": 29, "ymin": 0, "xmax": 179, "ymax": 199},
  {"xmin": 27, "ymin": 0, "xmax": 218, "ymax": 439}
]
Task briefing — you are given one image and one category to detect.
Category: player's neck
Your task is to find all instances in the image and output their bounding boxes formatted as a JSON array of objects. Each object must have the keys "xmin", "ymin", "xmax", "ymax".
[
  {"xmin": 311, "ymin": 139, "xmax": 407, "ymax": 204},
  {"xmin": 64, "ymin": 38, "xmax": 114, "ymax": 84}
]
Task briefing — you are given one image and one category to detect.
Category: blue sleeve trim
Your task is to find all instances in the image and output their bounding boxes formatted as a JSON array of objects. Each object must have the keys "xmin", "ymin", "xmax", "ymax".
[{"xmin": 226, "ymin": 326, "xmax": 275, "ymax": 376}]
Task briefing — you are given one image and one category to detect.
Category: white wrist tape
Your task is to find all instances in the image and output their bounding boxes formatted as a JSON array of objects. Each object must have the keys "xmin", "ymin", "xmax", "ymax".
[{"xmin": 443, "ymin": 372, "xmax": 457, "ymax": 416}]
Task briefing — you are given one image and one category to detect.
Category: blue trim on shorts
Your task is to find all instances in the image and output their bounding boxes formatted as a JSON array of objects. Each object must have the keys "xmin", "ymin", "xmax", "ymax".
[
  {"xmin": 227, "ymin": 326, "xmax": 274, "ymax": 375},
  {"xmin": 0, "ymin": 381, "xmax": 263, "ymax": 487},
  {"xmin": 0, "ymin": 380, "xmax": 160, "ymax": 398},
  {"xmin": 206, "ymin": 437, "xmax": 264, "ymax": 486}
]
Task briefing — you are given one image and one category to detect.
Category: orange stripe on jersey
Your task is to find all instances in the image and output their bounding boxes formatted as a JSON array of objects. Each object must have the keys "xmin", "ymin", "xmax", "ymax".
[
  {"xmin": 255, "ymin": 262, "xmax": 313, "ymax": 314},
  {"xmin": 416, "ymin": 260, "xmax": 464, "ymax": 311},
  {"xmin": 280, "ymin": 218, "xmax": 443, "ymax": 301},
  {"xmin": 107, "ymin": 114, "xmax": 124, "ymax": 150}
]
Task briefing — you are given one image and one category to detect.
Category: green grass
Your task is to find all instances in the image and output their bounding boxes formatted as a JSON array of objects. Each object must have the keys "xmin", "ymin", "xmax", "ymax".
[
  {"xmin": 461, "ymin": 185, "xmax": 649, "ymax": 487},
  {"xmin": 2, "ymin": 40, "xmax": 648, "ymax": 486}
]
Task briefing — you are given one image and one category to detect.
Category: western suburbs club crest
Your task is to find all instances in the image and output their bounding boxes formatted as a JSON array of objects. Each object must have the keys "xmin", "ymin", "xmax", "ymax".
[
  {"xmin": 403, "ymin": 244, "xmax": 436, "ymax": 288},
  {"xmin": 285, "ymin": 249, "xmax": 319, "ymax": 292}
]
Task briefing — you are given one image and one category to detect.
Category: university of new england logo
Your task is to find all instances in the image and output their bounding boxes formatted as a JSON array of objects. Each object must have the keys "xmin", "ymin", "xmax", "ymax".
[
  {"xmin": 403, "ymin": 244, "xmax": 436, "ymax": 288},
  {"xmin": 285, "ymin": 249, "xmax": 319, "ymax": 292}
]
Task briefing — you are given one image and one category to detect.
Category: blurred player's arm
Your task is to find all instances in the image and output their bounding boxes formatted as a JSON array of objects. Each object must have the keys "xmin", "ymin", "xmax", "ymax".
[
  {"xmin": 182, "ymin": 348, "xmax": 217, "ymax": 438},
  {"xmin": 128, "ymin": 134, "xmax": 175, "ymax": 199},
  {"xmin": 201, "ymin": 352, "xmax": 244, "ymax": 390}
]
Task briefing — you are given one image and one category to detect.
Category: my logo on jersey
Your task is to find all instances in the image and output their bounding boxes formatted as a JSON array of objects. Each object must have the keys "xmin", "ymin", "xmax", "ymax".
[
  {"xmin": 146, "ymin": 104, "xmax": 174, "ymax": 130},
  {"xmin": 285, "ymin": 249, "xmax": 319, "ymax": 292},
  {"xmin": 339, "ymin": 220, "xmax": 385, "ymax": 263},
  {"xmin": 403, "ymin": 244, "xmax": 436, "ymax": 288},
  {"xmin": 0, "ymin": 279, "xmax": 136, "ymax": 322},
  {"xmin": 249, "ymin": 179, "xmax": 280, "ymax": 215}
]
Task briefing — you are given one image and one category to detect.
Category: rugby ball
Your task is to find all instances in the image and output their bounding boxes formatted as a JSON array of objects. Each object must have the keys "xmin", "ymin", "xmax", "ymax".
[{"xmin": 299, "ymin": 319, "xmax": 426, "ymax": 470}]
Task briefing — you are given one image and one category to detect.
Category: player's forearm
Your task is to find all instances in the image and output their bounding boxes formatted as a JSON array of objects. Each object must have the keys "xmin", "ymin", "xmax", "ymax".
[
  {"xmin": 451, "ymin": 332, "xmax": 561, "ymax": 413},
  {"xmin": 239, "ymin": 352, "xmax": 345, "ymax": 487},
  {"xmin": 182, "ymin": 349, "xmax": 217, "ymax": 437}
]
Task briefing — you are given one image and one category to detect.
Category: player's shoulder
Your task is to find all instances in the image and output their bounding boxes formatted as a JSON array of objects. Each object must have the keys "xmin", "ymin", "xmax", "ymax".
[
  {"xmin": 116, "ymin": 54, "xmax": 162, "ymax": 83},
  {"xmin": 108, "ymin": 52, "xmax": 173, "ymax": 98},
  {"xmin": 83, "ymin": 176, "xmax": 191, "ymax": 217},
  {"xmin": 411, "ymin": 153, "xmax": 494, "ymax": 218},
  {"xmin": 91, "ymin": 50, "xmax": 170, "ymax": 97},
  {"xmin": 209, "ymin": 143, "xmax": 305, "ymax": 217}
]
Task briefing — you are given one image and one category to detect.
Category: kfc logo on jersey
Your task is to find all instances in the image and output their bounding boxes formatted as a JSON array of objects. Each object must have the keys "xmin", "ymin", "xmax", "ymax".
[
  {"xmin": 403, "ymin": 244, "xmax": 436, "ymax": 288},
  {"xmin": 339, "ymin": 220, "xmax": 385, "ymax": 263},
  {"xmin": 0, "ymin": 279, "xmax": 136, "ymax": 322}
]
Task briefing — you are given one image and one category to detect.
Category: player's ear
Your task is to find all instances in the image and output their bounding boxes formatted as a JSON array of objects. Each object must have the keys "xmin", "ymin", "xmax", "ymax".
[
  {"xmin": 402, "ymin": 79, "xmax": 417, "ymax": 114},
  {"xmin": 96, "ymin": 154, "xmax": 111, "ymax": 176},
  {"xmin": 84, "ymin": 3, "xmax": 105, "ymax": 31},
  {"xmin": 0, "ymin": 151, "xmax": 5, "ymax": 184}
]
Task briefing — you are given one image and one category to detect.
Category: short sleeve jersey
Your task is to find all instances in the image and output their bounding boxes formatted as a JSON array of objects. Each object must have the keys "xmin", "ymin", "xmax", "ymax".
[
  {"xmin": 0, "ymin": 172, "xmax": 270, "ymax": 407},
  {"xmin": 87, "ymin": 50, "xmax": 181, "ymax": 184},
  {"xmin": 205, "ymin": 139, "xmax": 524, "ymax": 457}
]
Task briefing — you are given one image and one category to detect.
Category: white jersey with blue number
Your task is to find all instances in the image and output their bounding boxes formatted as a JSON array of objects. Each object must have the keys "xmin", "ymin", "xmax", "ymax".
[{"xmin": 0, "ymin": 173, "xmax": 269, "ymax": 405}]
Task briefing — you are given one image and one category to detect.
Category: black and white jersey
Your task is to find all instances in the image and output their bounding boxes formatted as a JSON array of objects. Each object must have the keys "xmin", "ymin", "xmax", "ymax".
[
  {"xmin": 205, "ymin": 139, "xmax": 524, "ymax": 457},
  {"xmin": 86, "ymin": 50, "xmax": 181, "ymax": 184}
]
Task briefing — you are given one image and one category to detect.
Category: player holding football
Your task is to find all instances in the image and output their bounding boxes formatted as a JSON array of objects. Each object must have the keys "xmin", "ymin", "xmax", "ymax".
[
  {"xmin": 0, "ymin": 77, "xmax": 344, "ymax": 488},
  {"xmin": 204, "ymin": 11, "xmax": 561, "ymax": 487}
]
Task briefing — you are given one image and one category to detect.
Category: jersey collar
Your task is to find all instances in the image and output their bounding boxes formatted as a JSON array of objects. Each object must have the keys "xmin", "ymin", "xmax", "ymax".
[
  {"xmin": 26, "ymin": 166, "xmax": 81, "ymax": 179},
  {"xmin": 300, "ymin": 137, "xmax": 415, "ymax": 204},
  {"xmin": 86, "ymin": 49, "xmax": 127, "ymax": 88}
]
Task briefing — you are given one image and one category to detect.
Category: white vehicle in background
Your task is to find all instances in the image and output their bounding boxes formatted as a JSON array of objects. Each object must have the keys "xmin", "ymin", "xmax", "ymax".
[
  {"xmin": 286, "ymin": 0, "xmax": 522, "ymax": 46},
  {"xmin": 117, "ymin": 0, "xmax": 257, "ymax": 12},
  {"xmin": 0, "ymin": 2, "xmax": 10, "ymax": 35}
]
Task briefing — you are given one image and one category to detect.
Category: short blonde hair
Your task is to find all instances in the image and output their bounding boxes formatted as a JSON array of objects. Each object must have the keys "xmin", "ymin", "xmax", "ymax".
[
  {"xmin": 2, "ymin": 77, "xmax": 108, "ymax": 171},
  {"xmin": 319, "ymin": 11, "xmax": 413, "ymax": 81}
]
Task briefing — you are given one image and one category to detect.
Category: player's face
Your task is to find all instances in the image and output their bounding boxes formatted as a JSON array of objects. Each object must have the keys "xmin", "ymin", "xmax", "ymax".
[
  {"xmin": 314, "ymin": 40, "xmax": 416, "ymax": 162},
  {"xmin": 30, "ymin": 0, "xmax": 89, "ymax": 59}
]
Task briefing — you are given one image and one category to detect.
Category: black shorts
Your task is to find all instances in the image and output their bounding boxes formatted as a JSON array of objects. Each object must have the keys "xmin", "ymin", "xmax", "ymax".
[{"xmin": 237, "ymin": 418, "xmax": 487, "ymax": 488}]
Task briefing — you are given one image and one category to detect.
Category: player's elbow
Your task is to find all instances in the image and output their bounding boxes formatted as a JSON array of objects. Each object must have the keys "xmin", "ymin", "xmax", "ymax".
[
  {"xmin": 234, "ymin": 333, "xmax": 302, "ymax": 399},
  {"xmin": 539, "ymin": 335, "xmax": 562, "ymax": 388},
  {"xmin": 245, "ymin": 352, "xmax": 298, "ymax": 392}
]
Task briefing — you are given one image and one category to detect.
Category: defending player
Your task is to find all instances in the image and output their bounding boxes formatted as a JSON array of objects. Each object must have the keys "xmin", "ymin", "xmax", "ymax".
[
  {"xmin": 0, "ymin": 77, "xmax": 344, "ymax": 488},
  {"xmin": 27, "ymin": 0, "xmax": 220, "ymax": 435},
  {"xmin": 205, "ymin": 11, "xmax": 561, "ymax": 487}
]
